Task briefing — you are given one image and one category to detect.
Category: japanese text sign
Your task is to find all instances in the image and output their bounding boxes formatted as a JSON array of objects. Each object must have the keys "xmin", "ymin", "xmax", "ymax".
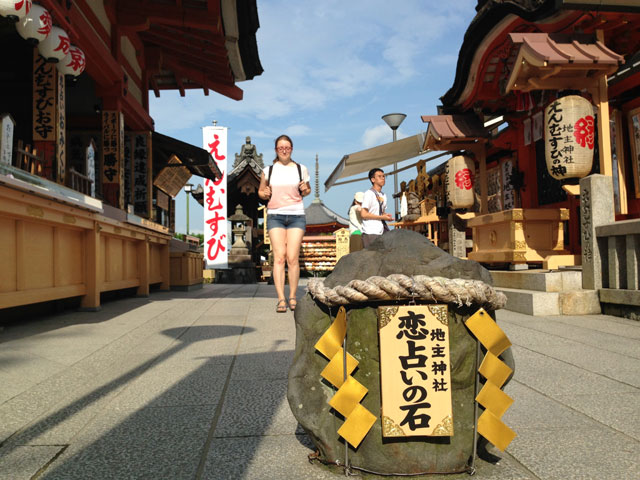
[
  {"xmin": 132, "ymin": 132, "xmax": 151, "ymax": 217},
  {"xmin": 101, "ymin": 111, "xmax": 124, "ymax": 208},
  {"xmin": 33, "ymin": 51, "xmax": 56, "ymax": 142},
  {"xmin": 202, "ymin": 125, "xmax": 228, "ymax": 269},
  {"xmin": 56, "ymin": 66, "xmax": 65, "ymax": 184},
  {"xmin": 378, "ymin": 305, "xmax": 453, "ymax": 437},
  {"xmin": 0, "ymin": 113, "xmax": 14, "ymax": 166}
]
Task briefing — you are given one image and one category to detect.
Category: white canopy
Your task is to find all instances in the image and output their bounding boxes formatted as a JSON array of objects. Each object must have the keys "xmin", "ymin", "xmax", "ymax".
[{"xmin": 325, "ymin": 133, "xmax": 426, "ymax": 191}]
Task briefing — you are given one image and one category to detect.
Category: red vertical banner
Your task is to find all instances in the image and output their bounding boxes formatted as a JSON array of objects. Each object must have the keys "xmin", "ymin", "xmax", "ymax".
[
  {"xmin": 102, "ymin": 111, "xmax": 124, "ymax": 208},
  {"xmin": 202, "ymin": 126, "xmax": 228, "ymax": 269}
]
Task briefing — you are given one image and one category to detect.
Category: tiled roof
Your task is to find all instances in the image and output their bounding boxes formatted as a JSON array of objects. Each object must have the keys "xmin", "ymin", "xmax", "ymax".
[
  {"xmin": 509, "ymin": 33, "xmax": 623, "ymax": 66},
  {"xmin": 505, "ymin": 33, "xmax": 624, "ymax": 92},
  {"xmin": 305, "ymin": 201, "xmax": 348, "ymax": 227},
  {"xmin": 421, "ymin": 114, "xmax": 488, "ymax": 151}
]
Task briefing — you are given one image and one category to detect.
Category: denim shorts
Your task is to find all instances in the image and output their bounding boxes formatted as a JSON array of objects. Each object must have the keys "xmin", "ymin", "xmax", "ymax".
[{"xmin": 267, "ymin": 214, "xmax": 306, "ymax": 231}]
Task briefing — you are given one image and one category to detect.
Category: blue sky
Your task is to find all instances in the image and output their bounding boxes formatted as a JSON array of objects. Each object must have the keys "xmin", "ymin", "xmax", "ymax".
[{"xmin": 150, "ymin": 0, "xmax": 477, "ymax": 234}]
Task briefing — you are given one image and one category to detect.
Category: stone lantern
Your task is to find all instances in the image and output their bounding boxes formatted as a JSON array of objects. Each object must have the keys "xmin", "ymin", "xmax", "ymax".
[{"xmin": 229, "ymin": 204, "xmax": 251, "ymax": 256}]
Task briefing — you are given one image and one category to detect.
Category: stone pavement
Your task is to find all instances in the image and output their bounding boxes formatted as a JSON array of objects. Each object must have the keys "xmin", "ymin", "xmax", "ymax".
[{"xmin": 0, "ymin": 282, "xmax": 638, "ymax": 480}]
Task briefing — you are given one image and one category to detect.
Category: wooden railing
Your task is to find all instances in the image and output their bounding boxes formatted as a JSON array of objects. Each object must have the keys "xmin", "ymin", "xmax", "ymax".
[
  {"xmin": 67, "ymin": 167, "xmax": 94, "ymax": 195},
  {"xmin": 14, "ymin": 140, "xmax": 44, "ymax": 175}
]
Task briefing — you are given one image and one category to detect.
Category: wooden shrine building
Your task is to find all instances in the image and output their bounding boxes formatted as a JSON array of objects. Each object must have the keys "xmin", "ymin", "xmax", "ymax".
[
  {"xmin": 0, "ymin": 0, "xmax": 263, "ymax": 312},
  {"xmin": 394, "ymin": 0, "xmax": 640, "ymax": 270}
]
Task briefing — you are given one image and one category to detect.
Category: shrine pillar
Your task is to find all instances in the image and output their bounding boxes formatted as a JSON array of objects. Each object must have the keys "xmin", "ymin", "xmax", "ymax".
[
  {"xmin": 80, "ymin": 222, "xmax": 101, "ymax": 311},
  {"xmin": 101, "ymin": 111, "xmax": 125, "ymax": 209},
  {"xmin": 32, "ymin": 50, "xmax": 66, "ymax": 183}
]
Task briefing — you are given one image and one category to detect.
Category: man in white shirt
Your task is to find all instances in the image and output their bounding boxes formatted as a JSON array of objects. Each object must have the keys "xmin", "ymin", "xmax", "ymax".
[{"xmin": 360, "ymin": 168, "xmax": 393, "ymax": 248}]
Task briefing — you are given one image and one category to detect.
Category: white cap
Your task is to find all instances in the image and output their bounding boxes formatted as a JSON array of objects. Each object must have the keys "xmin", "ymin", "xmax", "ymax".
[{"xmin": 354, "ymin": 191, "xmax": 364, "ymax": 203}]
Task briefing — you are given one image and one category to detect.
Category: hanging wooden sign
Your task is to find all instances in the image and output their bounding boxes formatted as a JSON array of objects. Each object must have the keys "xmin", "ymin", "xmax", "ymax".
[
  {"xmin": 153, "ymin": 154, "xmax": 191, "ymax": 198},
  {"xmin": 544, "ymin": 95, "xmax": 595, "ymax": 180},
  {"xmin": 378, "ymin": 305, "xmax": 453, "ymax": 437}
]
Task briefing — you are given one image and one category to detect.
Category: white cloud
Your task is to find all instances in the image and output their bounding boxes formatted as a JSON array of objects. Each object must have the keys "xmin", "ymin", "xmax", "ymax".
[
  {"xmin": 150, "ymin": 0, "xmax": 477, "ymax": 132},
  {"xmin": 362, "ymin": 124, "xmax": 391, "ymax": 148},
  {"xmin": 284, "ymin": 124, "xmax": 312, "ymax": 136},
  {"xmin": 433, "ymin": 54, "xmax": 458, "ymax": 66},
  {"xmin": 361, "ymin": 124, "xmax": 411, "ymax": 148}
]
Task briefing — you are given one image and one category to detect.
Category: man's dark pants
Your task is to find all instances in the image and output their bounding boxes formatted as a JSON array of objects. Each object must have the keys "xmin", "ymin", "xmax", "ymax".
[{"xmin": 362, "ymin": 233, "xmax": 382, "ymax": 248}]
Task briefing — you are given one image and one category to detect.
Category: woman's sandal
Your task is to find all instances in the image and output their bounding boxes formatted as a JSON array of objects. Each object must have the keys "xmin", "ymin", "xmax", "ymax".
[
  {"xmin": 276, "ymin": 299, "xmax": 288, "ymax": 313},
  {"xmin": 288, "ymin": 298, "xmax": 297, "ymax": 311}
]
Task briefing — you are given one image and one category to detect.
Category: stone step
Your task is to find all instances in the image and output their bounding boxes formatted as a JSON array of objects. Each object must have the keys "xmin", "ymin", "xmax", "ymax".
[
  {"xmin": 491, "ymin": 269, "xmax": 582, "ymax": 293},
  {"xmin": 497, "ymin": 287, "xmax": 601, "ymax": 316}
]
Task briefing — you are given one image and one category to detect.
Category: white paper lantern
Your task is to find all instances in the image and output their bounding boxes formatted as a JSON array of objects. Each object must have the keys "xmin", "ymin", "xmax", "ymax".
[
  {"xmin": 37, "ymin": 25, "xmax": 69, "ymax": 63},
  {"xmin": 446, "ymin": 155, "xmax": 476, "ymax": 209},
  {"xmin": 544, "ymin": 95, "xmax": 595, "ymax": 180},
  {"xmin": 57, "ymin": 45, "xmax": 85, "ymax": 76},
  {"xmin": 16, "ymin": 4, "xmax": 51, "ymax": 44},
  {"xmin": 0, "ymin": 0, "xmax": 31, "ymax": 21}
]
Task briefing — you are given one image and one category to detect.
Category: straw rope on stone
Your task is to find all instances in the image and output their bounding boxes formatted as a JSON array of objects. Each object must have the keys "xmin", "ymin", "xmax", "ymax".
[{"xmin": 307, "ymin": 274, "xmax": 507, "ymax": 310}]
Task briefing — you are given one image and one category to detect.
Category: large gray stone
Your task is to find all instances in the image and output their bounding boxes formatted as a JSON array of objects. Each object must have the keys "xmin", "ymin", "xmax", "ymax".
[
  {"xmin": 324, "ymin": 229, "xmax": 492, "ymax": 287},
  {"xmin": 288, "ymin": 229, "xmax": 504, "ymax": 475}
]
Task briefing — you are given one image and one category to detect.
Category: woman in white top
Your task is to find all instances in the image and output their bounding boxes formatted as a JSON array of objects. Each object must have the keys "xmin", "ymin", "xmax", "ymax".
[
  {"xmin": 348, "ymin": 191, "xmax": 364, "ymax": 253},
  {"xmin": 258, "ymin": 135, "xmax": 311, "ymax": 313}
]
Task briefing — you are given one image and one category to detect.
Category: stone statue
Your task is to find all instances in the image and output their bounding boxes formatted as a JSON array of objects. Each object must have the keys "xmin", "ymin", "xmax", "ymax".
[{"xmin": 234, "ymin": 136, "xmax": 264, "ymax": 169}]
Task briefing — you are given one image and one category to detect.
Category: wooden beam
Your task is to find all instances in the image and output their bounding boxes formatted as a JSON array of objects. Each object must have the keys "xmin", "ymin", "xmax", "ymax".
[
  {"xmin": 476, "ymin": 147, "xmax": 488, "ymax": 214},
  {"xmin": 65, "ymin": 6, "xmax": 122, "ymax": 88},
  {"xmin": 143, "ymin": 25, "xmax": 226, "ymax": 53},
  {"xmin": 117, "ymin": 12, "xmax": 150, "ymax": 31},
  {"xmin": 613, "ymin": 110, "xmax": 628, "ymax": 215},
  {"xmin": 81, "ymin": 223, "xmax": 101, "ymax": 310},
  {"xmin": 176, "ymin": 75, "xmax": 186, "ymax": 97},
  {"xmin": 141, "ymin": 31, "xmax": 228, "ymax": 68},
  {"xmin": 115, "ymin": 1, "xmax": 222, "ymax": 33},
  {"xmin": 593, "ymin": 29, "xmax": 613, "ymax": 177},
  {"xmin": 150, "ymin": 76, "xmax": 160, "ymax": 98},
  {"xmin": 163, "ymin": 58, "xmax": 240, "ymax": 100}
]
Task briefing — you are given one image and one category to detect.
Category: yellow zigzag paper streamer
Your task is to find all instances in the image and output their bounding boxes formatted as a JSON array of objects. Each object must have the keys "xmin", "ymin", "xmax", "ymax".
[
  {"xmin": 465, "ymin": 308, "xmax": 516, "ymax": 452},
  {"xmin": 314, "ymin": 306, "xmax": 376, "ymax": 448}
]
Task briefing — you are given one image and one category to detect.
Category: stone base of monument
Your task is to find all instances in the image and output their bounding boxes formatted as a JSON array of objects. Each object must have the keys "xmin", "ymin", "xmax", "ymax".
[
  {"xmin": 288, "ymin": 230, "xmax": 514, "ymax": 475},
  {"xmin": 215, "ymin": 254, "xmax": 256, "ymax": 284}
]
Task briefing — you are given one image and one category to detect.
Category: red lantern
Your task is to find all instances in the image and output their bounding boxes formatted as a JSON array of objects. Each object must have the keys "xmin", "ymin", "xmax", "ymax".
[
  {"xmin": 37, "ymin": 25, "xmax": 69, "ymax": 63},
  {"xmin": 446, "ymin": 155, "xmax": 475, "ymax": 209},
  {"xmin": 57, "ymin": 45, "xmax": 85, "ymax": 77},
  {"xmin": 0, "ymin": 0, "xmax": 31, "ymax": 22},
  {"xmin": 16, "ymin": 4, "xmax": 51, "ymax": 44},
  {"xmin": 544, "ymin": 95, "xmax": 595, "ymax": 180}
]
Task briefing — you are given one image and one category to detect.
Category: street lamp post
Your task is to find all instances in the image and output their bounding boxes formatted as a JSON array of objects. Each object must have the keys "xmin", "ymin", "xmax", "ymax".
[
  {"xmin": 381, "ymin": 113, "xmax": 406, "ymax": 220},
  {"xmin": 184, "ymin": 183, "xmax": 194, "ymax": 235}
]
